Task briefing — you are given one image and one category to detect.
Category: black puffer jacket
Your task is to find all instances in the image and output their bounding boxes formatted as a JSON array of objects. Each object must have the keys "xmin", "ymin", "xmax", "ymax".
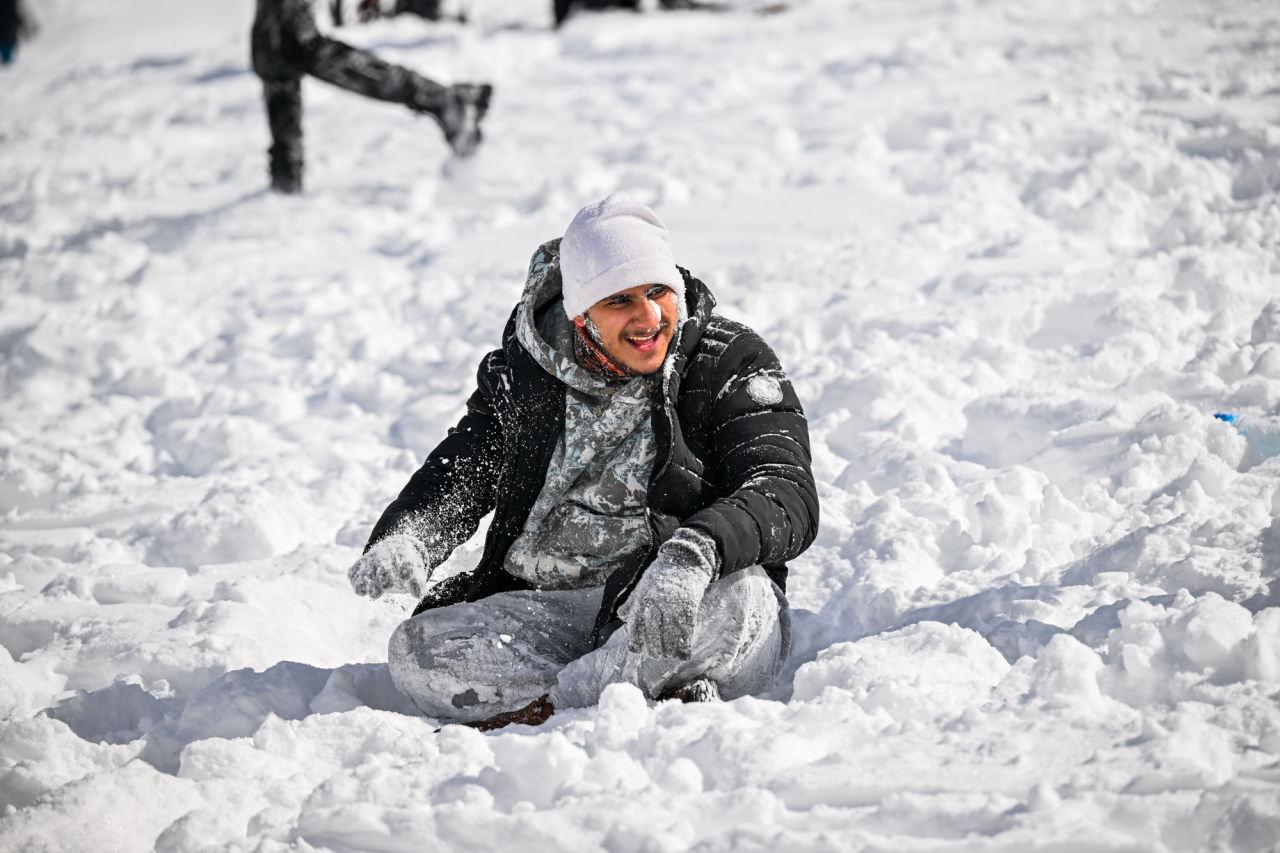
[{"xmin": 367, "ymin": 241, "xmax": 819, "ymax": 644}]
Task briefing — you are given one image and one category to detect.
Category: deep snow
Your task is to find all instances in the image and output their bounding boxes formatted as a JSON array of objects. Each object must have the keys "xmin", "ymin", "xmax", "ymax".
[{"xmin": 2, "ymin": 0, "xmax": 1280, "ymax": 850}]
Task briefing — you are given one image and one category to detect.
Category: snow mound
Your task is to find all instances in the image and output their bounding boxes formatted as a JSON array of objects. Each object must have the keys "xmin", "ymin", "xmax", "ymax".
[{"xmin": 792, "ymin": 622, "xmax": 1009, "ymax": 723}]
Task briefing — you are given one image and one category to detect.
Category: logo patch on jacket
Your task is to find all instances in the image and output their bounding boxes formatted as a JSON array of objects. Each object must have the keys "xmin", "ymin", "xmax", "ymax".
[{"xmin": 747, "ymin": 374, "xmax": 784, "ymax": 406}]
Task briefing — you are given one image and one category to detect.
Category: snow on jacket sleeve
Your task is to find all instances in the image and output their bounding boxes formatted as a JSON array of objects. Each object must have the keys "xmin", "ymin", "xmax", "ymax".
[
  {"xmin": 682, "ymin": 331, "xmax": 819, "ymax": 576},
  {"xmin": 364, "ymin": 348, "xmax": 506, "ymax": 564}
]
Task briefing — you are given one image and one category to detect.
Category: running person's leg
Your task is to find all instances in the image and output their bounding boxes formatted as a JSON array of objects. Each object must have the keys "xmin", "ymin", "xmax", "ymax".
[
  {"xmin": 291, "ymin": 10, "xmax": 491, "ymax": 156},
  {"xmin": 252, "ymin": 0, "xmax": 309, "ymax": 192},
  {"xmin": 304, "ymin": 37, "xmax": 447, "ymax": 111},
  {"xmin": 263, "ymin": 77, "xmax": 305, "ymax": 193}
]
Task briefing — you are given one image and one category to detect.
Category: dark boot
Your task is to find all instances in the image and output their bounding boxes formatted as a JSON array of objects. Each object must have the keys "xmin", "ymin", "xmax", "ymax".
[
  {"xmin": 464, "ymin": 694, "xmax": 555, "ymax": 732},
  {"xmin": 433, "ymin": 83, "xmax": 492, "ymax": 157}
]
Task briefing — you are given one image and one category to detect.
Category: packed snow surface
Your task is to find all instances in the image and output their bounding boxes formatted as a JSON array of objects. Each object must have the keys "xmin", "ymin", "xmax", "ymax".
[{"xmin": 3, "ymin": 0, "xmax": 1280, "ymax": 849}]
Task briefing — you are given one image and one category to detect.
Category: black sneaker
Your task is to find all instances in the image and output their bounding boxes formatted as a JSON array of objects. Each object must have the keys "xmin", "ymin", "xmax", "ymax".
[{"xmin": 438, "ymin": 83, "xmax": 492, "ymax": 158}]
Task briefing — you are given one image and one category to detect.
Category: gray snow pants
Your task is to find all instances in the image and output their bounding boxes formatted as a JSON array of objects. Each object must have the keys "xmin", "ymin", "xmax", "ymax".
[
  {"xmin": 250, "ymin": 0, "xmax": 448, "ymax": 192},
  {"xmin": 387, "ymin": 566, "xmax": 791, "ymax": 722}
]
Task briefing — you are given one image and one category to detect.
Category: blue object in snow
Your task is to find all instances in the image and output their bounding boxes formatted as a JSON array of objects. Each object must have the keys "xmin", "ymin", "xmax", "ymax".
[{"xmin": 1214, "ymin": 411, "xmax": 1280, "ymax": 465}]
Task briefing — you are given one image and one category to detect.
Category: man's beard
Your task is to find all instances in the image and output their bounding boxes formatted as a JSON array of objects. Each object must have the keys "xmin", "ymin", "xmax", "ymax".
[{"xmin": 573, "ymin": 315, "xmax": 670, "ymax": 380}]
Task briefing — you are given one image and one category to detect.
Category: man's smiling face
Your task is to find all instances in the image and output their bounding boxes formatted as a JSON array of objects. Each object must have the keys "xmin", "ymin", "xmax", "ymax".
[{"xmin": 577, "ymin": 283, "xmax": 680, "ymax": 375}]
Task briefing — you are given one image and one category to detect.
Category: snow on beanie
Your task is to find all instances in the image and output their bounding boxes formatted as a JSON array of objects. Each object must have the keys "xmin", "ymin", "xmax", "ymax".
[{"xmin": 559, "ymin": 192, "xmax": 685, "ymax": 319}]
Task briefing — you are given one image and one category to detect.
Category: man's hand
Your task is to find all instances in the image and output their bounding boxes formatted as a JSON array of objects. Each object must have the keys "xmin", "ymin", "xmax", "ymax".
[
  {"xmin": 348, "ymin": 534, "xmax": 436, "ymax": 599},
  {"xmin": 618, "ymin": 527, "xmax": 719, "ymax": 660}
]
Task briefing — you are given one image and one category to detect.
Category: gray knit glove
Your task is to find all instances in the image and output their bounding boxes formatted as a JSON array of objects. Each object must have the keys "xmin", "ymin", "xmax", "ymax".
[
  {"xmin": 348, "ymin": 534, "xmax": 436, "ymax": 600},
  {"xmin": 618, "ymin": 527, "xmax": 719, "ymax": 660}
]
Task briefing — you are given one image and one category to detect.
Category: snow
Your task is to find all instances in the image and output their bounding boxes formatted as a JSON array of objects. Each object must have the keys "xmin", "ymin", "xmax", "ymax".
[{"xmin": 3, "ymin": 0, "xmax": 1280, "ymax": 849}]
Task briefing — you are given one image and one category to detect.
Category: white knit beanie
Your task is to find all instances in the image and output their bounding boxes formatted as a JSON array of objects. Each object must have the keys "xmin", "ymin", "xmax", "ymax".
[{"xmin": 559, "ymin": 192, "xmax": 685, "ymax": 319}]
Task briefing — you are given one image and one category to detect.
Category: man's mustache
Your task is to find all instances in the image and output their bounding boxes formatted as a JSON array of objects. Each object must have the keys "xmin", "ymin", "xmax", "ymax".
[{"xmin": 625, "ymin": 319, "xmax": 671, "ymax": 336}]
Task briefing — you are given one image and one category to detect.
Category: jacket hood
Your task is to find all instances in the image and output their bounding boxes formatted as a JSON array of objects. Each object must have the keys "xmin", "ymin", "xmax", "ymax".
[{"xmin": 516, "ymin": 240, "xmax": 617, "ymax": 398}]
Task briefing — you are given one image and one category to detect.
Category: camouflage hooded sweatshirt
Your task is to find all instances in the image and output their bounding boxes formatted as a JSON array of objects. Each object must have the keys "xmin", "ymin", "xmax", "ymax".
[{"xmin": 504, "ymin": 246, "xmax": 673, "ymax": 590}]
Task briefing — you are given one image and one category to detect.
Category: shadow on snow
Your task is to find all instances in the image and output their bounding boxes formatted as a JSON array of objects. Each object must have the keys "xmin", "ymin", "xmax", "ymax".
[{"xmin": 45, "ymin": 661, "xmax": 422, "ymax": 775}]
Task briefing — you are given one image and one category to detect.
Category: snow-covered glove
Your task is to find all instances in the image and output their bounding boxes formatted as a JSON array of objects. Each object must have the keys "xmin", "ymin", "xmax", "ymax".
[
  {"xmin": 348, "ymin": 534, "xmax": 436, "ymax": 600},
  {"xmin": 618, "ymin": 527, "xmax": 719, "ymax": 660}
]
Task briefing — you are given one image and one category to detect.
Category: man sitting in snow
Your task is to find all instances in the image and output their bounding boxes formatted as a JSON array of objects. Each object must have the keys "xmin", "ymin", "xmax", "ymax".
[
  {"xmin": 349, "ymin": 193, "xmax": 818, "ymax": 729},
  {"xmin": 251, "ymin": 0, "xmax": 491, "ymax": 193}
]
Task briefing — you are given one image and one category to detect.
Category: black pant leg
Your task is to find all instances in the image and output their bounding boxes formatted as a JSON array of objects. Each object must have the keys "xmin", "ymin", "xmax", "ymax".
[
  {"xmin": 300, "ymin": 35, "xmax": 448, "ymax": 115},
  {"xmin": 252, "ymin": 0, "xmax": 296, "ymax": 79},
  {"xmin": 263, "ymin": 77, "xmax": 304, "ymax": 193},
  {"xmin": 253, "ymin": 0, "xmax": 308, "ymax": 192}
]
